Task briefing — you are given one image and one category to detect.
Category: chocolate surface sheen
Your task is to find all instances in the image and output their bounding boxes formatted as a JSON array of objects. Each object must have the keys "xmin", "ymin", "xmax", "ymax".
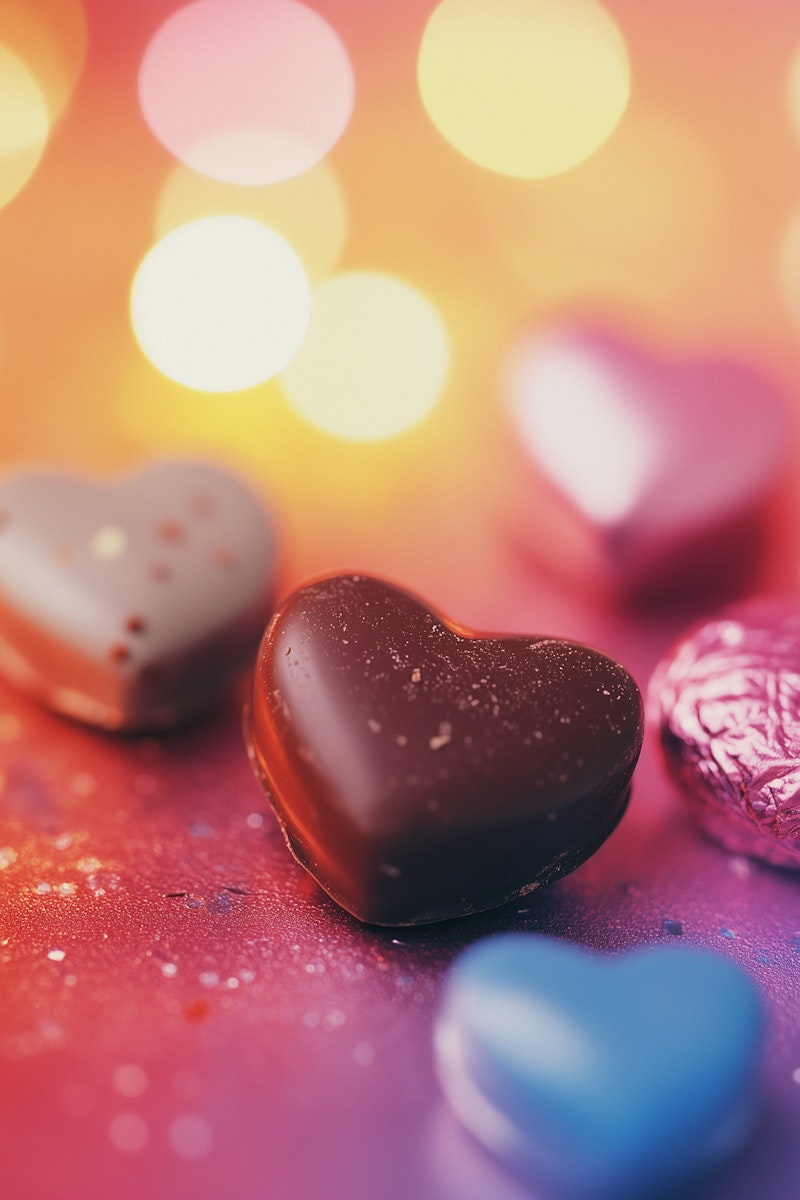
[
  {"xmin": 0, "ymin": 460, "xmax": 276, "ymax": 732},
  {"xmin": 247, "ymin": 574, "xmax": 644, "ymax": 925}
]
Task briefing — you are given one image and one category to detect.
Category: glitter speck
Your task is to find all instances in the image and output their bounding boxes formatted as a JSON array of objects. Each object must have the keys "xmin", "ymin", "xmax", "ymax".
[
  {"xmin": 70, "ymin": 772, "xmax": 97, "ymax": 797},
  {"xmin": 113, "ymin": 1064, "xmax": 149, "ymax": 1099},
  {"xmin": 109, "ymin": 1113, "xmax": 149, "ymax": 1153},
  {"xmin": 353, "ymin": 1041, "xmax": 375, "ymax": 1066},
  {"xmin": 90, "ymin": 526, "xmax": 128, "ymax": 560},
  {"xmin": 199, "ymin": 971, "xmax": 219, "ymax": 988},
  {"xmin": 77, "ymin": 856, "xmax": 102, "ymax": 874},
  {"xmin": 429, "ymin": 721, "xmax": 452, "ymax": 751},
  {"xmin": 246, "ymin": 812, "xmax": 264, "ymax": 829},
  {"xmin": 792, "ymin": 1067, "xmax": 800, "ymax": 1085},
  {"xmin": 161, "ymin": 962, "xmax": 178, "ymax": 978},
  {"xmin": 168, "ymin": 1113, "xmax": 214, "ymax": 1159},
  {"xmin": 728, "ymin": 856, "xmax": 751, "ymax": 880},
  {"xmin": 0, "ymin": 847, "xmax": 18, "ymax": 869},
  {"xmin": 0, "ymin": 713, "xmax": 21, "ymax": 743},
  {"xmin": 47, "ymin": 948, "xmax": 66, "ymax": 962},
  {"xmin": 662, "ymin": 918, "xmax": 684, "ymax": 936}
]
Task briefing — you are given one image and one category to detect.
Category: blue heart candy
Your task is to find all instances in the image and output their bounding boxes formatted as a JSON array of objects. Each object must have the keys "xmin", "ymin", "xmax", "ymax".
[{"xmin": 434, "ymin": 935, "xmax": 764, "ymax": 1199}]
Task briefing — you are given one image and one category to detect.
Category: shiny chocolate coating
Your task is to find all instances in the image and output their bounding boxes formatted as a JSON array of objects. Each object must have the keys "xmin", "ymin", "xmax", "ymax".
[
  {"xmin": 246, "ymin": 574, "xmax": 644, "ymax": 925},
  {"xmin": 0, "ymin": 460, "xmax": 276, "ymax": 731},
  {"xmin": 651, "ymin": 598, "xmax": 800, "ymax": 868}
]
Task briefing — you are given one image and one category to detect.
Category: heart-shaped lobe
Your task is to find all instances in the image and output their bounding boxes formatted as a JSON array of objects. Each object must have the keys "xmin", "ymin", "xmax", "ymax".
[
  {"xmin": 503, "ymin": 325, "xmax": 791, "ymax": 603},
  {"xmin": 435, "ymin": 934, "xmax": 763, "ymax": 1199},
  {"xmin": 246, "ymin": 574, "xmax": 643, "ymax": 925},
  {"xmin": 0, "ymin": 460, "xmax": 276, "ymax": 731},
  {"xmin": 651, "ymin": 597, "xmax": 800, "ymax": 869}
]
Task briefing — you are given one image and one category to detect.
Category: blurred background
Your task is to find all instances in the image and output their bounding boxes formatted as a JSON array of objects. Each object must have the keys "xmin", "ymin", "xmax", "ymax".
[
  {"xmin": 4, "ymin": 4, "xmax": 800, "ymax": 1199},
  {"xmin": 4, "ymin": 0, "xmax": 800, "ymax": 624}
]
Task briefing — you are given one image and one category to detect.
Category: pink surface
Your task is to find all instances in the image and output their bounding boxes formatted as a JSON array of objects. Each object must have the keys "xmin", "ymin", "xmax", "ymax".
[{"xmin": 2, "ymin": 559, "xmax": 800, "ymax": 1200}]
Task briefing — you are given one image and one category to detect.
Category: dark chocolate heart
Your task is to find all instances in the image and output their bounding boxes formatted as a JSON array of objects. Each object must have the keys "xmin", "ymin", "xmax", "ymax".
[
  {"xmin": 0, "ymin": 459, "xmax": 276, "ymax": 731},
  {"xmin": 246, "ymin": 574, "xmax": 644, "ymax": 925}
]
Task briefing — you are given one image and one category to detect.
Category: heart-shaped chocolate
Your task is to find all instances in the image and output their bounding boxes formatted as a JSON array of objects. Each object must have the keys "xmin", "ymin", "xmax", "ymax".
[
  {"xmin": 435, "ymin": 934, "xmax": 764, "ymax": 1199},
  {"xmin": 246, "ymin": 574, "xmax": 643, "ymax": 925},
  {"xmin": 0, "ymin": 459, "xmax": 276, "ymax": 731},
  {"xmin": 651, "ymin": 597, "xmax": 800, "ymax": 868},
  {"xmin": 503, "ymin": 325, "xmax": 791, "ymax": 603}
]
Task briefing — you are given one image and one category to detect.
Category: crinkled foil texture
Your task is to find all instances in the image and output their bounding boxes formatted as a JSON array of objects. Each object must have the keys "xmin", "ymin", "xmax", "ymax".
[{"xmin": 650, "ymin": 600, "xmax": 800, "ymax": 868}]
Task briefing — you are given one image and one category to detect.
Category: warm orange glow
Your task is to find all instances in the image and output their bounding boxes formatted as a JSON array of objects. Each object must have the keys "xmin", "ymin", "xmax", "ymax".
[
  {"xmin": 155, "ymin": 159, "xmax": 348, "ymax": 282},
  {"xmin": 478, "ymin": 108, "xmax": 726, "ymax": 312},
  {"xmin": 0, "ymin": 0, "xmax": 86, "ymax": 120}
]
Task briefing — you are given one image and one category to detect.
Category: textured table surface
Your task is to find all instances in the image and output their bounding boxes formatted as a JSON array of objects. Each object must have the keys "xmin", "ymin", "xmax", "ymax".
[{"xmin": 2, "ymin": 556, "xmax": 799, "ymax": 1200}]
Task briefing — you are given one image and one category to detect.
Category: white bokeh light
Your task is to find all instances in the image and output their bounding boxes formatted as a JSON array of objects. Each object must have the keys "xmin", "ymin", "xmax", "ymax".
[{"xmin": 130, "ymin": 216, "xmax": 310, "ymax": 393}]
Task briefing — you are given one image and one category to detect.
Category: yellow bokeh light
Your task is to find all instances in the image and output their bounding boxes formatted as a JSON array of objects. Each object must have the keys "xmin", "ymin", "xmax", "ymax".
[
  {"xmin": 0, "ymin": 0, "xmax": 87, "ymax": 121},
  {"xmin": 155, "ymin": 159, "xmax": 348, "ymax": 282},
  {"xmin": 280, "ymin": 271, "xmax": 449, "ymax": 441},
  {"xmin": 417, "ymin": 0, "xmax": 630, "ymax": 179},
  {"xmin": 0, "ymin": 44, "xmax": 50, "ymax": 208},
  {"xmin": 130, "ymin": 216, "xmax": 310, "ymax": 393}
]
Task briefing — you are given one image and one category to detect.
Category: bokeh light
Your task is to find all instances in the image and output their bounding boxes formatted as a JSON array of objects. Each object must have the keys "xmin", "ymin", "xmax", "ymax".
[
  {"xmin": 417, "ymin": 0, "xmax": 630, "ymax": 179},
  {"xmin": 138, "ymin": 0, "xmax": 354, "ymax": 185},
  {"xmin": 280, "ymin": 271, "xmax": 449, "ymax": 441},
  {"xmin": 0, "ymin": 0, "xmax": 86, "ymax": 121},
  {"xmin": 0, "ymin": 44, "xmax": 50, "ymax": 208},
  {"xmin": 480, "ymin": 108, "xmax": 725, "ymax": 310},
  {"xmin": 155, "ymin": 159, "xmax": 348, "ymax": 282},
  {"xmin": 777, "ymin": 207, "xmax": 800, "ymax": 330},
  {"xmin": 130, "ymin": 216, "xmax": 310, "ymax": 393}
]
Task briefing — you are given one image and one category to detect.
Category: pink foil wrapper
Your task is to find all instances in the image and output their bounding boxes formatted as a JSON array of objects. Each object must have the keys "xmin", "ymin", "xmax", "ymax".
[{"xmin": 650, "ymin": 598, "xmax": 800, "ymax": 868}]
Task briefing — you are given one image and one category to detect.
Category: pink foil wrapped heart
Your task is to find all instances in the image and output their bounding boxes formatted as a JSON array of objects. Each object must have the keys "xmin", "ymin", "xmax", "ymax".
[
  {"xmin": 502, "ymin": 326, "xmax": 791, "ymax": 604},
  {"xmin": 650, "ymin": 597, "xmax": 800, "ymax": 868}
]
